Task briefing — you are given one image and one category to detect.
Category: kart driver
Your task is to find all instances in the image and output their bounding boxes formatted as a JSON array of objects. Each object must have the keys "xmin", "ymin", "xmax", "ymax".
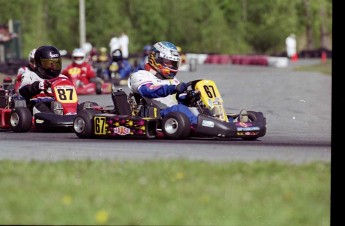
[
  {"xmin": 15, "ymin": 48, "xmax": 37, "ymax": 93},
  {"xmin": 128, "ymin": 41, "xmax": 198, "ymax": 124},
  {"xmin": 108, "ymin": 48, "xmax": 133, "ymax": 81},
  {"xmin": 19, "ymin": 45, "xmax": 66, "ymax": 113},
  {"xmin": 61, "ymin": 48, "xmax": 99, "ymax": 86}
]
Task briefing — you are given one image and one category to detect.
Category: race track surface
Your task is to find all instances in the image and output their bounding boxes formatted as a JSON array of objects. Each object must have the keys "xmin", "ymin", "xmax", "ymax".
[{"xmin": 0, "ymin": 60, "xmax": 331, "ymax": 164}]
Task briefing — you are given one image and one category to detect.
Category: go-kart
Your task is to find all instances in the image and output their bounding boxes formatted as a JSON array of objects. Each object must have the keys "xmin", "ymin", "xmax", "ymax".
[
  {"xmin": 65, "ymin": 66, "xmax": 113, "ymax": 95},
  {"xmin": 0, "ymin": 75, "xmax": 95, "ymax": 132},
  {"xmin": 73, "ymin": 79, "xmax": 266, "ymax": 140}
]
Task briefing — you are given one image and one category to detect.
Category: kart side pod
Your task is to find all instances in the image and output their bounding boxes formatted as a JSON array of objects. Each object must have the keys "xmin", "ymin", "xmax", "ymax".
[{"xmin": 194, "ymin": 114, "xmax": 237, "ymax": 137}]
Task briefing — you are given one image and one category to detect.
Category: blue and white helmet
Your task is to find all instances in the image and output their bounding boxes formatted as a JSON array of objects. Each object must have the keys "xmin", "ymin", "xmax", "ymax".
[{"xmin": 148, "ymin": 41, "xmax": 180, "ymax": 79}]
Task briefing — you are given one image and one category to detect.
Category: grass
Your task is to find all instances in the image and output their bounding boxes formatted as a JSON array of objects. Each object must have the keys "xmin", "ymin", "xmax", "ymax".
[
  {"xmin": 294, "ymin": 60, "xmax": 332, "ymax": 76},
  {"xmin": 0, "ymin": 160, "xmax": 330, "ymax": 225}
]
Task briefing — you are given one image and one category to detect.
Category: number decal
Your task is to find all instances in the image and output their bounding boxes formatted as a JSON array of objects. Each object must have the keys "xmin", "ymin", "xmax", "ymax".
[
  {"xmin": 203, "ymin": 85, "xmax": 217, "ymax": 98},
  {"xmin": 53, "ymin": 86, "xmax": 77, "ymax": 103},
  {"xmin": 94, "ymin": 116, "xmax": 107, "ymax": 135},
  {"xmin": 57, "ymin": 88, "xmax": 73, "ymax": 100}
]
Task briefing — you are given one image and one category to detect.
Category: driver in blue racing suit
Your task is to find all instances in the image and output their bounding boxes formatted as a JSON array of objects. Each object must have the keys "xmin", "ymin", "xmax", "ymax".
[
  {"xmin": 108, "ymin": 48, "xmax": 133, "ymax": 81},
  {"xmin": 128, "ymin": 41, "xmax": 198, "ymax": 124}
]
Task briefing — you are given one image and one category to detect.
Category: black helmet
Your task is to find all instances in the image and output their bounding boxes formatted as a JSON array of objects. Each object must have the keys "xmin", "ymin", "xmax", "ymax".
[
  {"xmin": 34, "ymin": 45, "xmax": 62, "ymax": 79},
  {"xmin": 112, "ymin": 49, "xmax": 123, "ymax": 62}
]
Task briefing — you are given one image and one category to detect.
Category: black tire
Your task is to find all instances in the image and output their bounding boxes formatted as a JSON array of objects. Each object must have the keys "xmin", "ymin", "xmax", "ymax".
[
  {"xmin": 10, "ymin": 107, "xmax": 32, "ymax": 132},
  {"xmin": 73, "ymin": 109, "xmax": 98, "ymax": 138},
  {"xmin": 242, "ymin": 111, "xmax": 266, "ymax": 140},
  {"xmin": 96, "ymin": 68, "xmax": 103, "ymax": 79},
  {"xmin": 96, "ymin": 82, "xmax": 102, "ymax": 95},
  {"xmin": 162, "ymin": 112, "xmax": 191, "ymax": 139}
]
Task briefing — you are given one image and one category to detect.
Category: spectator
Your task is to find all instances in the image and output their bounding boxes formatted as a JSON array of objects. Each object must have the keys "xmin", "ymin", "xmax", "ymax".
[
  {"xmin": 119, "ymin": 32, "xmax": 129, "ymax": 59},
  {"xmin": 285, "ymin": 33, "xmax": 297, "ymax": 59},
  {"xmin": 109, "ymin": 33, "xmax": 120, "ymax": 55}
]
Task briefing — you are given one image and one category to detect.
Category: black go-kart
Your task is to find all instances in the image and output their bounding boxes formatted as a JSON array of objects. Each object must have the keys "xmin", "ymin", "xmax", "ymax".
[{"xmin": 73, "ymin": 79, "xmax": 266, "ymax": 140}]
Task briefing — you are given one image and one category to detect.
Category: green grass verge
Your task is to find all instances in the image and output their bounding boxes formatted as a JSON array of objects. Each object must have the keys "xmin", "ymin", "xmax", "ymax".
[
  {"xmin": 0, "ymin": 160, "xmax": 330, "ymax": 225},
  {"xmin": 294, "ymin": 60, "xmax": 332, "ymax": 76}
]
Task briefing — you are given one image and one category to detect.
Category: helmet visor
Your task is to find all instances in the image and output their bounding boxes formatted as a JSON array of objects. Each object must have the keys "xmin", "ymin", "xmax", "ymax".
[
  {"xmin": 40, "ymin": 58, "xmax": 62, "ymax": 71},
  {"xmin": 73, "ymin": 56, "xmax": 84, "ymax": 61},
  {"xmin": 161, "ymin": 58, "xmax": 179, "ymax": 71}
]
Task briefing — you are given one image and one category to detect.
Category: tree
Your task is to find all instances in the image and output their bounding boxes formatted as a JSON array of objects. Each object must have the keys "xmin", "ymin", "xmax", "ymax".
[{"xmin": 0, "ymin": 0, "xmax": 332, "ymax": 57}]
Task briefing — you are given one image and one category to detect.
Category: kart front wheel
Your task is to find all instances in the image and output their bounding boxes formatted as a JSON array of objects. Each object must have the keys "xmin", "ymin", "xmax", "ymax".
[
  {"xmin": 73, "ymin": 109, "xmax": 98, "ymax": 138},
  {"xmin": 162, "ymin": 112, "xmax": 190, "ymax": 139},
  {"xmin": 242, "ymin": 111, "xmax": 266, "ymax": 140},
  {"xmin": 10, "ymin": 107, "xmax": 32, "ymax": 132}
]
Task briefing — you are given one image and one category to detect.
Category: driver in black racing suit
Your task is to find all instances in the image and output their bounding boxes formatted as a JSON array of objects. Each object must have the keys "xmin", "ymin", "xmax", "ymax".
[{"xmin": 19, "ymin": 45, "xmax": 66, "ymax": 114}]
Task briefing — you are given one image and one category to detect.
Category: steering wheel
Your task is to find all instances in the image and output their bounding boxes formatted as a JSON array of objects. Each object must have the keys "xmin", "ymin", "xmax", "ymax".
[
  {"xmin": 43, "ymin": 77, "xmax": 59, "ymax": 97},
  {"xmin": 176, "ymin": 82, "xmax": 191, "ymax": 102},
  {"xmin": 176, "ymin": 82, "xmax": 200, "ymax": 106}
]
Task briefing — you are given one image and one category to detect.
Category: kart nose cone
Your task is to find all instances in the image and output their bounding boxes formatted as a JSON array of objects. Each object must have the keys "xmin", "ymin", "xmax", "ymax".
[{"xmin": 51, "ymin": 101, "xmax": 63, "ymax": 115}]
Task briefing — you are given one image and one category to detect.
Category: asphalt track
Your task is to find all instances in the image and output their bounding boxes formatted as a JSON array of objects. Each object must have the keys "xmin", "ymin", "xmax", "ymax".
[{"xmin": 0, "ymin": 60, "xmax": 331, "ymax": 164}]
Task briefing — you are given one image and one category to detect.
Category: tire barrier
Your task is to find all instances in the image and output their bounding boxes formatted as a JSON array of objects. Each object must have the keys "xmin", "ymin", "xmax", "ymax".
[
  {"xmin": 203, "ymin": 54, "xmax": 288, "ymax": 67},
  {"xmin": 230, "ymin": 55, "xmax": 268, "ymax": 66}
]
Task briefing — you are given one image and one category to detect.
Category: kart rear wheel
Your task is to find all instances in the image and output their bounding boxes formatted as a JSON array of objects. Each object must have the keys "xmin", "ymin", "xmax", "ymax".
[
  {"xmin": 162, "ymin": 112, "xmax": 190, "ymax": 139},
  {"xmin": 73, "ymin": 109, "xmax": 98, "ymax": 138},
  {"xmin": 10, "ymin": 107, "xmax": 32, "ymax": 132}
]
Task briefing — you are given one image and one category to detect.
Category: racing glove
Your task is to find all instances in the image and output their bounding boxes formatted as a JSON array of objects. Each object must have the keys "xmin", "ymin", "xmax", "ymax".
[
  {"xmin": 175, "ymin": 82, "xmax": 188, "ymax": 94},
  {"xmin": 38, "ymin": 80, "xmax": 51, "ymax": 91}
]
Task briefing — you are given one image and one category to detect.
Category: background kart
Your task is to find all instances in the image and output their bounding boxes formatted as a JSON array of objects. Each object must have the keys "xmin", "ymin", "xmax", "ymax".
[
  {"xmin": 64, "ymin": 66, "xmax": 113, "ymax": 95},
  {"xmin": 73, "ymin": 79, "xmax": 266, "ymax": 140},
  {"xmin": 0, "ymin": 75, "xmax": 95, "ymax": 132}
]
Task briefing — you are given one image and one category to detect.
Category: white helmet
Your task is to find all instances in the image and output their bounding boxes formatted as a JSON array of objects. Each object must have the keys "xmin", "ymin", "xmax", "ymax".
[
  {"xmin": 28, "ymin": 48, "xmax": 36, "ymax": 68},
  {"xmin": 72, "ymin": 48, "xmax": 86, "ymax": 65}
]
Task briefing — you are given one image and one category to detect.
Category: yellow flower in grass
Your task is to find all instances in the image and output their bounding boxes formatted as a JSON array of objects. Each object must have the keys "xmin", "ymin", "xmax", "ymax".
[
  {"xmin": 175, "ymin": 172, "xmax": 185, "ymax": 180},
  {"xmin": 96, "ymin": 210, "xmax": 109, "ymax": 224},
  {"xmin": 62, "ymin": 195, "xmax": 72, "ymax": 206}
]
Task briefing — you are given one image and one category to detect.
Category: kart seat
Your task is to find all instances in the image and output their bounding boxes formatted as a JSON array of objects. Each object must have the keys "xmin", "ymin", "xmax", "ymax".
[
  {"xmin": 129, "ymin": 92, "xmax": 161, "ymax": 119},
  {"xmin": 111, "ymin": 90, "xmax": 132, "ymax": 115}
]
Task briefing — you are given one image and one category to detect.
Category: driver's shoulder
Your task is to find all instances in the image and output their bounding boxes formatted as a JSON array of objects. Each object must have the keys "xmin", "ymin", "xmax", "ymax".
[
  {"xmin": 130, "ymin": 70, "xmax": 153, "ymax": 80},
  {"xmin": 21, "ymin": 70, "xmax": 40, "ymax": 81}
]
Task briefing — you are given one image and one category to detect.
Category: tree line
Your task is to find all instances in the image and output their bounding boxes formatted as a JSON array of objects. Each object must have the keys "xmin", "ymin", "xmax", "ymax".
[{"xmin": 0, "ymin": 0, "xmax": 332, "ymax": 57}]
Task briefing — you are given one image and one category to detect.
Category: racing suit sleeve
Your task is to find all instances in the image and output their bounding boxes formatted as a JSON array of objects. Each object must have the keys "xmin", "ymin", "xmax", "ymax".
[
  {"xmin": 138, "ymin": 83, "xmax": 177, "ymax": 98},
  {"xmin": 19, "ymin": 81, "xmax": 41, "ymax": 101},
  {"xmin": 17, "ymin": 66, "xmax": 26, "ymax": 77}
]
